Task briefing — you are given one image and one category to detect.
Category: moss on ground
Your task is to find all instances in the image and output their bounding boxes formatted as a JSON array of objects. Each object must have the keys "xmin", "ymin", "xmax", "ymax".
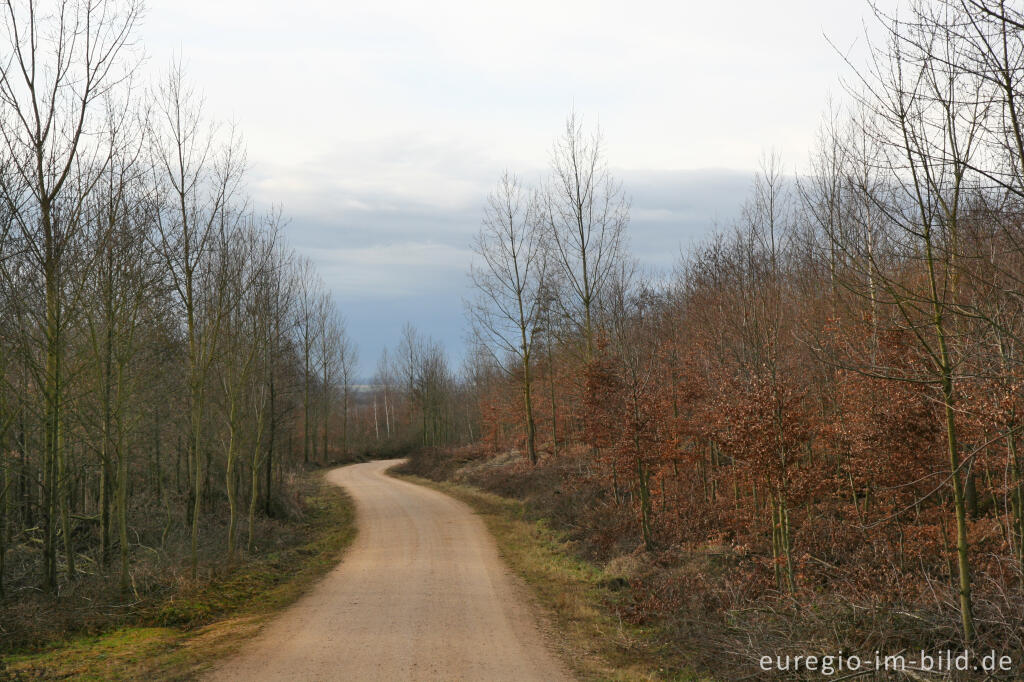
[
  {"xmin": 395, "ymin": 473, "xmax": 710, "ymax": 682},
  {"xmin": 2, "ymin": 474, "xmax": 356, "ymax": 681}
]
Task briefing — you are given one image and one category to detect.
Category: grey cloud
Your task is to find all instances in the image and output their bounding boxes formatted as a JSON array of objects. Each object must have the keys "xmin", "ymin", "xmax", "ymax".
[{"xmin": 272, "ymin": 168, "xmax": 752, "ymax": 376}]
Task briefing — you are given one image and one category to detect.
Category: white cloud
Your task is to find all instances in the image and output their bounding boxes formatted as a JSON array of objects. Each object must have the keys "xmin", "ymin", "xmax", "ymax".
[
  {"xmin": 138, "ymin": 0, "xmax": 896, "ymax": 370},
  {"xmin": 301, "ymin": 242, "xmax": 473, "ymax": 299}
]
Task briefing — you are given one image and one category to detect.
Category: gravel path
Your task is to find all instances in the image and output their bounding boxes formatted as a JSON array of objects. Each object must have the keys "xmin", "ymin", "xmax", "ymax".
[{"xmin": 205, "ymin": 458, "xmax": 571, "ymax": 681}]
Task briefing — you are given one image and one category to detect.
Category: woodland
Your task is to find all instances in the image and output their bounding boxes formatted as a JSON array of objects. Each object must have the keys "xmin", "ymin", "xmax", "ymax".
[
  {"xmin": 424, "ymin": 0, "xmax": 1024, "ymax": 675},
  {"xmin": 0, "ymin": 0, "xmax": 451, "ymax": 649},
  {"xmin": 6, "ymin": 0, "xmax": 1024, "ymax": 678}
]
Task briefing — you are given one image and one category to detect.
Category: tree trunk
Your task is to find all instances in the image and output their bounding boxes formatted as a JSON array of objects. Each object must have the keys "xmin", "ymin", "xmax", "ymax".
[{"xmin": 117, "ymin": 439, "xmax": 129, "ymax": 593}]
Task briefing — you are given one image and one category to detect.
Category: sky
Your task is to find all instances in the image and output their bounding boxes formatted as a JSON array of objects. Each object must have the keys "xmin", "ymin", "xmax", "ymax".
[{"xmin": 139, "ymin": 0, "xmax": 893, "ymax": 378}]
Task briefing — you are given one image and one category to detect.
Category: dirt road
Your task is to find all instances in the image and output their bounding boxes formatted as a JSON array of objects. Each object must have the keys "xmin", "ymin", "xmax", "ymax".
[{"xmin": 205, "ymin": 459, "xmax": 571, "ymax": 681}]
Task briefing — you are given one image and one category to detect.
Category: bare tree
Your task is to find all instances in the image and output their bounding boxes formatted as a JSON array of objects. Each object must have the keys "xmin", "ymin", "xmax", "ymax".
[
  {"xmin": 80, "ymin": 95, "xmax": 154, "ymax": 590},
  {"xmin": 0, "ymin": 0, "xmax": 142, "ymax": 590},
  {"xmin": 834, "ymin": 1, "xmax": 989, "ymax": 641},
  {"xmin": 375, "ymin": 348, "xmax": 395, "ymax": 440},
  {"xmin": 397, "ymin": 323, "xmax": 453, "ymax": 447},
  {"xmin": 295, "ymin": 258, "xmax": 321, "ymax": 464},
  {"xmin": 150, "ymin": 60, "xmax": 246, "ymax": 578},
  {"xmin": 315, "ymin": 293, "xmax": 339, "ymax": 463},
  {"xmin": 259, "ymin": 225, "xmax": 297, "ymax": 517},
  {"xmin": 542, "ymin": 112, "xmax": 629, "ymax": 360},
  {"xmin": 337, "ymin": 318, "xmax": 358, "ymax": 459},
  {"xmin": 468, "ymin": 172, "xmax": 548, "ymax": 463}
]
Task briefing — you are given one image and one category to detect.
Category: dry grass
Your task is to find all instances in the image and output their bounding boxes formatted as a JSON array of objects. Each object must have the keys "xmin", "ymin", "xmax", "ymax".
[
  {"xmin": 1, "ymin": 472, "xmax": 356, "ymax": 680},
  {"xmin": 397, "ymin": 449, "xmax": 1024, "ymax": 680}
]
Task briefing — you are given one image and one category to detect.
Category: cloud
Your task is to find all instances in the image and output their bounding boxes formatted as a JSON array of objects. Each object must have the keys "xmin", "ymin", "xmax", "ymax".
[
  {"xmin": 283, "ymin": 168, "xmax": 751, "ymax": 375},
  {"xmin": 621, "ymin": 169, "xmax": 751, "ymax": 265},
  {"xmin": 301, "ymin": 242, "xmax": 473, "ymax": 299},
  {"xmin": 139, "ymin": 0, "xmax": 889, "ymax": 376}
]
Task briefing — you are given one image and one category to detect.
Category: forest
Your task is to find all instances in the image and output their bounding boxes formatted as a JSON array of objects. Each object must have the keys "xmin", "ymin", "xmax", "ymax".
[
  {"xmin": 8, "ymin": 0, "xmax": 1024, "ymax": 678},
  {"xmin": 0, "ymin": 0, "xmax": 466, "ymax": 650},
  {"xmin": 416, "ymin": 0, "xmax": 1024, "ymax": 674}
]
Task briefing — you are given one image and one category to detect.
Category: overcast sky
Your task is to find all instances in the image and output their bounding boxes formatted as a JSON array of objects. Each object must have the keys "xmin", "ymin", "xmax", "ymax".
[{"xmin": 140, "ymin": 0, "xmax": 892, "ymax": 377}]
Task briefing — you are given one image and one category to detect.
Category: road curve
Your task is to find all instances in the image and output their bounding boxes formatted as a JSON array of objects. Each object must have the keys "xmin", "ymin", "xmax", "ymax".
[{"xmin": 205, "ymin": 459, "xmax": 571, "ymax": 681}]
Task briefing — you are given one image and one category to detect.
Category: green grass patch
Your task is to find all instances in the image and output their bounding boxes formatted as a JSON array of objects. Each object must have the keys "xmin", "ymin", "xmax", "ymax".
[
  {"xmin": 2, "ymin": 474, "xmax": 357, "ymax": 681},
  {"xmin": 394, "ymin": 473, "xmax": 710, "ymax": 682}
]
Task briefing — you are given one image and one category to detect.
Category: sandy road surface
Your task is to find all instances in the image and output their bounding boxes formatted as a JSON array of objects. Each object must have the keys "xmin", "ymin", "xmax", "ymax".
[{"xmin": 205, "ymin": 459, "xmax": 571, "ymax": 681}]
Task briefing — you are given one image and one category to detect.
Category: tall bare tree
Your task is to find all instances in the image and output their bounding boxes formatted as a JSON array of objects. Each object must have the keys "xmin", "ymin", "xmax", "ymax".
[
  {"xmin": 295, "ymin": 259, "xmax": 320, "ymax": 464},
  {"xmin": 150, "ymin": 61, "xmax": 246, "ymax": 578},
  {"xmin": 336, "ymin": 318, "xmax": 358, "ymax": 459},
  {"xmin": 469, "ymin": 172, "xmax": 549, "ymax": 464},
  {"xmin": 543, "ymin": 112, "xmax": 629, "ymax": 360},
  {"xmin": 837, "ymin": 0, "xmax": 988, "ymax": 641},
  {"xmin": 0, "ymin": 0, "xmax": 142, "ymax": 590}
]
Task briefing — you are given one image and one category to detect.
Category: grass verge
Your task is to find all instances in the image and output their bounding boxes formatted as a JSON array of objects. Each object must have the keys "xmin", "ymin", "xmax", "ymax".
[
  {"xmin": 393, "ymin": 473, "xmax": 710, "ymax": 682},
  {"xmin": 1, "ymin": 474, "xmax": 356, "ymax": 681}
]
